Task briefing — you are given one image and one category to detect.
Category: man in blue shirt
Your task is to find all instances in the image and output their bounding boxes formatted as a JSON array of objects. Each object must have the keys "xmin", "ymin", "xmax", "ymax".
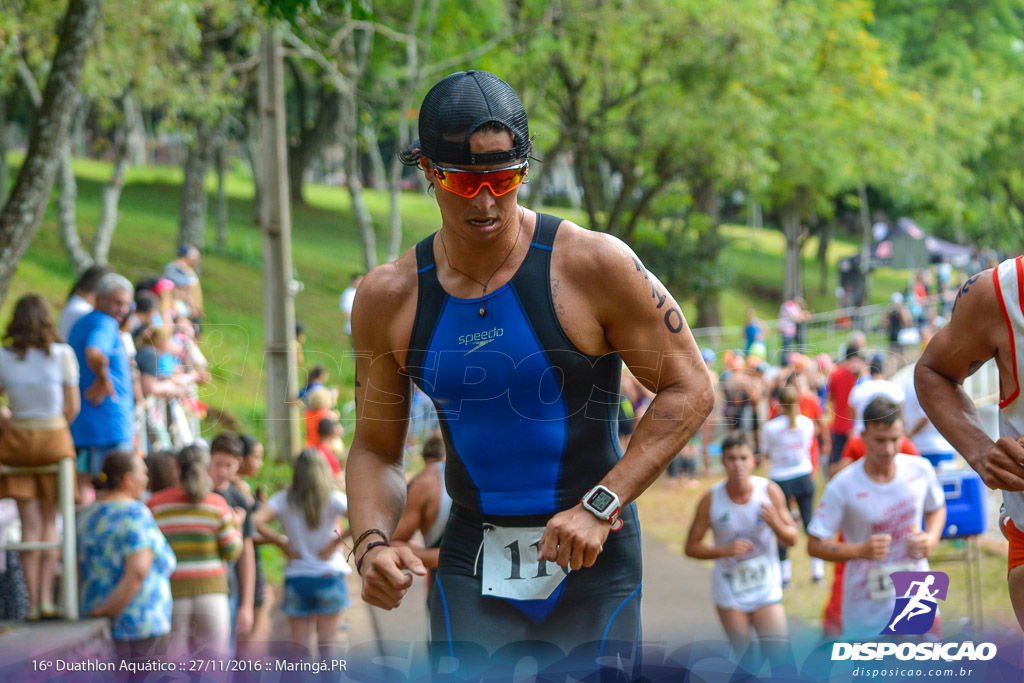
[{"xmin": 68, "ymin": 273, "xmax": 136, "ymax": 475}]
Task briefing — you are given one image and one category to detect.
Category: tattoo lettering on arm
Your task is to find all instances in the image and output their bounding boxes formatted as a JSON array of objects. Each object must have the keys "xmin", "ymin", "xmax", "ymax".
[
  {"xmin": 632, "ymin": 255, "xmax": 681, "ymax": 333},
  {"xmin": 664, "ymin": 309, "xmax": 684, "ymax": 334},
  {"xmin": 952, "ymin": 273, "xmax": 982, "ymax": 315}
]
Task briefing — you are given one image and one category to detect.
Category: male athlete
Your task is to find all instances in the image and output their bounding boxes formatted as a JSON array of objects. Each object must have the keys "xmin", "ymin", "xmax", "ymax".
[
  {"xmin": 916, "ymin": 258, "xmax": 1024, "ymax": 630},
  {"xmin": 390, "ymin": 435, "xmax": 451, "ymax": 614},
  {"xmin": 807, "ymin": 396, "xmax": 945, "ymax": 637},
  {"xmin": 346, "ymin": 71, "xmax": 715, "ymax": 668}
]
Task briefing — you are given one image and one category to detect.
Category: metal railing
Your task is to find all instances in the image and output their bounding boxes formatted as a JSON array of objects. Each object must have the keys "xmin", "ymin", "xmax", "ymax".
[
  {"xmin": 690, "ymin": 293, "xmax": 951, "ymax": 360},
  {"xmin": 0, "ymin": 458, "xmax": 79, "ymax": 619}
]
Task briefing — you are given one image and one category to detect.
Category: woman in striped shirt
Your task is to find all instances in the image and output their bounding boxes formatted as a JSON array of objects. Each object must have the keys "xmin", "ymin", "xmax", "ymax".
[{"xmin": 148, "ymin": 444, "xmax": 242, "ymax": 659}]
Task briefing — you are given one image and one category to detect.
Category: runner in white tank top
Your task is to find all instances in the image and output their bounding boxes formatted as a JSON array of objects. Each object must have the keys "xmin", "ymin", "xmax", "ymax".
[
  {"xmin": 917, "ymin": 256, "xmax": 1024, "ymax": 630},
  {"xmin": 686, "ymin": 433, "xmax": 796, "ymax": 655},
  {"xmin": 707, "ymin": 477, "xmax": 783, "ymax": 611}
]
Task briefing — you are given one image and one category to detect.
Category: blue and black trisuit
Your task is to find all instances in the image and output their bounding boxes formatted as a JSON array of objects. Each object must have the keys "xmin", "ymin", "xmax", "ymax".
[{"xmin": 404, "ymin": 213, "xmax": 642, "ymax": 667}]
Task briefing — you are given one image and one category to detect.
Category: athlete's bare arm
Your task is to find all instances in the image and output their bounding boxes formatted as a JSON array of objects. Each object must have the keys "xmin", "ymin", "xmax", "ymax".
[
  {"xmin": 684, "ymin": 492, "xmax": 752, "ymax": 560},
  {"xmin": 538, "ymin": 224, "xmax": 715, "ymax": 571},
  {"xmin": 908, "ymin": 506, "xmax": 946, "ymax": 560},
  {"xmin": 808, "ymin": 532, "xmax": 891, "ymax": 563},
  {"xmin": 762, "ymin": 482, "xmax": 798, "ymax": 547},
  {"xmin": 390, "ymin": 469, "xmax": 442, "ymax": 569},
  {"xmin": 916, "ymin": 269, "xmax": 1024, "ymax": 491},
  {"xmin": 346, "ymin": 256, "xmax": 427, "ymax": 610}
]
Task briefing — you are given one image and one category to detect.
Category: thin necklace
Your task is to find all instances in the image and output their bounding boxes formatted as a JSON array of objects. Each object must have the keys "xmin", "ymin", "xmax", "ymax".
[{"xmin": 439, "ymin": 217, "xmax": 524, "ymax": 317}]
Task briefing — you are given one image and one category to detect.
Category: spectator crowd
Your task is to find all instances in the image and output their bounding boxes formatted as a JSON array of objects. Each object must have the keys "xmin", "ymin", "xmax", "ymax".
[{"xmin": 0, "ymin": 246, "xmax": 358, "ymax": 667}]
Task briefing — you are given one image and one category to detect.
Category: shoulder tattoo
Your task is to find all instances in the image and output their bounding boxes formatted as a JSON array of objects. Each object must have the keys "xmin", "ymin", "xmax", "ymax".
[
  {"xmin": 551, "ymin": 277, "xmax": 567, "ymax": 317},
  {"xmin": 952, "ymin": 273, "xmax": 982, "ymax": 315}
]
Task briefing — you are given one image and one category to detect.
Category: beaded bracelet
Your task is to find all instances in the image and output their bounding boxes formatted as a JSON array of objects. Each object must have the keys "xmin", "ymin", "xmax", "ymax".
[
  {"xmin": 356, "ymin": 540, "xmax": 391, "ymax": 576},
  {"xmin": 347, "ymin": 528, "xmax": 389, "ymax": 561}
]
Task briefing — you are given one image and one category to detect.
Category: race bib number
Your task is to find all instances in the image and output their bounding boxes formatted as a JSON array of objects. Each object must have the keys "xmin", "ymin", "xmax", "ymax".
[
  {"xmin": 867, "ymin": 561, "xmax": 917, "ymax": 601},
  {"xmin": 480, "ymin": 525, "xmax": 569, "ymax": 601},
  {"xmin": 728, "ymin": 555, "xmax": 771, "ymax": 595}
]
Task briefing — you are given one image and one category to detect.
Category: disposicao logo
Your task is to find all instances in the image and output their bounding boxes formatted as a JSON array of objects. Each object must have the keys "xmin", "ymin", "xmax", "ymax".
[
  {"xmin": 883, "ymin": 571, "xmax": 948, "ymax": 635},
  {"xmin": 831, "ymin": 569, "xmax": 997, "ymax": 663}
]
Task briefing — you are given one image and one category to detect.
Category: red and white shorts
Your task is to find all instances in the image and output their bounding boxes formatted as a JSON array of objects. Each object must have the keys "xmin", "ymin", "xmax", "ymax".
[{"xmin": 1006, "ymin": 518, "xmax": 1024, "ymax": 575}]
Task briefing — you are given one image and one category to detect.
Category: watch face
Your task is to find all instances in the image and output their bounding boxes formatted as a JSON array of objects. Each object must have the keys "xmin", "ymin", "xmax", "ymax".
[{"xmin": 587, "ymin": 489, "xmax": 615, "ymax": 512}]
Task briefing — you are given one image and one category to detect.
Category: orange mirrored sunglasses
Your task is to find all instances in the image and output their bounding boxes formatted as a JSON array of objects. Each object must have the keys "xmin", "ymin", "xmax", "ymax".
[{"xmin": 431, "ymin": 160, "xmax": 529, "ymax": 198}]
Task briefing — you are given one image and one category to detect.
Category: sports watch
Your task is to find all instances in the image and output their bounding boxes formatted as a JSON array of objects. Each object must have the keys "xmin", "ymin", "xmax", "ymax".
[{"xmin": 581, "ymin": 485, "xmax": 624, "ymax": 531}]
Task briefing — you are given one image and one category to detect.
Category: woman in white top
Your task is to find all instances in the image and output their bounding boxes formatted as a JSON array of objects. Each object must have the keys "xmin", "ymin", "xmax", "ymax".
[
  {"xmin": 761, "ymin": 384, "xmax": 824, "ymax": 584},
  {"xmin": 686, "ymin": 433, "xmax": 796, "ymax": 655},
  {"xmin": 0, "ymin": 294, "xmax": 80, "ymax": 620},
  {"xmin": 253, "ymin": 449, "xmax": 349, "ymax": 657}
]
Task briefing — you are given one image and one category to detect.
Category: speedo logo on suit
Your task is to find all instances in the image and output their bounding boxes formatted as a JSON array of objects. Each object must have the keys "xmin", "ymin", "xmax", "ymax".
[{"xmin": 458, "ymin": 327, "xmax": 504, "ymax": 354}]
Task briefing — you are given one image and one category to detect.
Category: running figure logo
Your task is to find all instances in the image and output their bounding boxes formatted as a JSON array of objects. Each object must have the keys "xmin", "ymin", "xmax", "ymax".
[{"xmin": 882, "ymin": 571, "xmax": 949, "ymax": 635}]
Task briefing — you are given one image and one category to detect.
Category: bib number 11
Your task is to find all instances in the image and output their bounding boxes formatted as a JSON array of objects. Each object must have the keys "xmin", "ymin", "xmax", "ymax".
[
  {"xmin": 504, "ymin": 540, "xmax": 570, "ymax": 581},
  {"xmin": 481, "ymin": 525, "xmax": 570, "ymax": 601}
]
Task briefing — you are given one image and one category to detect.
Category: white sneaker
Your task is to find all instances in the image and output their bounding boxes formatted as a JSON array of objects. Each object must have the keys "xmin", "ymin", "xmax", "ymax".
[{"xmin": 811, "ymin": 557, "xmax": 825, "ymax": 583}]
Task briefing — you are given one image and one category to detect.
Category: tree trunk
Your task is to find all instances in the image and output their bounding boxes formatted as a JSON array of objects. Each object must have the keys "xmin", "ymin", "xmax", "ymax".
[
  {"xmin": 244, "ymin": 98, "xmax": 263, "ymax": 225},
  {"xmin": 287, "ymin": 87, "xmax": 341, "ymax": 206},
  {"xmin": 0, "ymin": 0, "xmax": 100, "ymax": 303},
  {"xmin": 57, "ymin": 140, "xmax": 93, "ymax": 272},
  {"xmin": 214, "ymin": 125, "xmax": 229, "ymax": 251},
  {"xmin": 0, "ymin": 97, "xmax": 8, "ymax": 208},
  {"xmin": 364, "ymin": 121, "xmax": 387, "ymax": 190},
  {"xmin": 56, "ymin": 96, "xmax": 94, "ymax": 271},
  {"xmin": 124, "ymin": 94, "xmax": 148, "ymax": 166},
  {"xmin": 781, "ymin": 201, "xmax": 803, "ymax": 301},
  {"xmin": 693, "ymin": 179, "xmax": 722, "ymax": 329},
  {"xmin": 387, "ymin": 155, "xmax": 404, "ymax": 263},
  {"xmin": 576, "ymin": 146, "xmax": 604, "ymax": 233},
  {"xmin": 386, "ymin": 99, "xmax": 416, "ymax": 262},
  {"xmin": 92, "ymin": 106, "xmax": 132, "ymax": 265},
  {"xmin": 71, "ymin": 97, "xmax": 90, "ymax": 157},
  {"xmin": 178, "ymin": 118, "xmax": 216, "ymax": 250},
  {"xmin": 346, "ymin": 148, "xmax": 377, "ymax": 271},
  {"xmin": 857, "ymin": 183, "xmax": 872, "ymax": 306},
  {"xmin": 340, "ymin": 93, "xmax": 376, "ymax": 270},
  {"xmin": 817, "ymin": 220, "xmax": 832, "ymax": 297}
]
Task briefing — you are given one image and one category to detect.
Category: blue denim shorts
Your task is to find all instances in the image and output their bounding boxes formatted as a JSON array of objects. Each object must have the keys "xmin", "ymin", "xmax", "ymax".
[
  {"xmin": 282, "ymin": 574, "xmax": 350, "ymax": 616},
  {"xmin": 76, "ymin": 442, "xmax": 133, "ymax": 476}
]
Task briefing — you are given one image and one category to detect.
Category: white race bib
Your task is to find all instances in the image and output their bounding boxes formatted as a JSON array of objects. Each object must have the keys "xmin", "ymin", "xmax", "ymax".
[
  {"xmin": 728, "ymin": 555, "xmax": 771, "ymax": 595},
  {"xmin": 867, "ymin": 561, "xmax": 917, "ymax": 601},
  {"xmin": 480, "ymin": 525, "xmax": 569, "ymax": 601}
]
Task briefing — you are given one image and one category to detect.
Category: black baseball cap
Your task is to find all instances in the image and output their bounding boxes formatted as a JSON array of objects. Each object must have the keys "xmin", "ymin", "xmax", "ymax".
[{"xmin": 401, "ymin": 71, "xmax": 531, "ymax": 166}]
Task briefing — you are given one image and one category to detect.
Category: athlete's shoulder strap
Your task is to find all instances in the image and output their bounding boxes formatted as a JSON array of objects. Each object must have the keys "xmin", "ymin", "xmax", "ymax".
[
  {"xmin": 407, "ymin": 233, "xmax": 445, "ymax": 375},
  {"xmin": 531, "ymin": 213, "xmax": 562, "ymax": 250},
  {"xmin": 415, "ymin": 232, "xmax": 437, "ymax": 272}
]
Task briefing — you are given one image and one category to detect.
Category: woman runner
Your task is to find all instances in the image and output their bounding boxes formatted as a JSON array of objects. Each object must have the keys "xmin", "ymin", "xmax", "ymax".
[{"xmin": 685, "ymin": 432, "xmax": 797, "ymax": 656}]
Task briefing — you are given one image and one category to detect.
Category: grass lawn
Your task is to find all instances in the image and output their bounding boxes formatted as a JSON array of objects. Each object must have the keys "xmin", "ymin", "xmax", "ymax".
[{"xmin": 638, "ymin": 469, "xmax": 1018, "ymax": 635}]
